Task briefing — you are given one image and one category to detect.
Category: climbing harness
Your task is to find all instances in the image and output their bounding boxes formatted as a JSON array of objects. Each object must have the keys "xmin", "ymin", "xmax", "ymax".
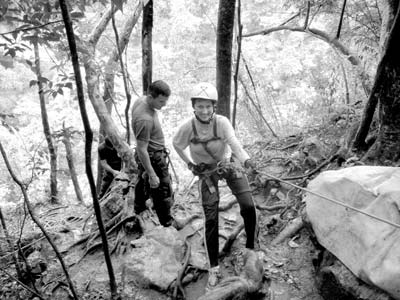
[
  {"xmin": 190, "ymin": 117, "xmax": 221, "ymax": 161},
  {"xmin": 191, "ymin": 161, "xmax": 244, "ymax": 195},
  {"xmin": 255, "ymin": 170, "xmax": 400, "ymax": 229}
]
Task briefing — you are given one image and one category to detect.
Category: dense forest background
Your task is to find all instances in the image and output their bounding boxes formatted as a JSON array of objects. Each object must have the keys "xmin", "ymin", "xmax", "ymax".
[{"xmin": 0, "ymin": 0, "xmax": 384, "ymax": 206}]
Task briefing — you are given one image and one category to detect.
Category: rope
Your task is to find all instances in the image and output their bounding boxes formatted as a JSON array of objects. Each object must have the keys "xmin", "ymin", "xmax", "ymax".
[{"xmin": 256, "ymin": 170, "xmax": 400, "ymax": 229}]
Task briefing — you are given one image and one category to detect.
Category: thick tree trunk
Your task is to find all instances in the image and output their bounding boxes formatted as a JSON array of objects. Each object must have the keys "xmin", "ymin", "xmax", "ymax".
[
  {"xmin": 216, "ymin": 0, "xmax": 236, "ymax": 119},
  {"xmin": 353, "ymin": 0, "xmax": 399, "ymax": 150},
  {"xmin": 142, "ymin": 0, "xmax": 153, "ymax": 94},
  {"xmin": 33, "ymin": 39, "xmax": 58, "ymax": 203},
  {"xmin": 363, "ymin": 4, "xmax": 400, "ymax": 164},
  {"xmin": 378, "ymin": 0, "xmax": 399, "ymax": 55},
  {"xmin": 62, "ymin": 126, "xmax": 83, "ymax": 203}
]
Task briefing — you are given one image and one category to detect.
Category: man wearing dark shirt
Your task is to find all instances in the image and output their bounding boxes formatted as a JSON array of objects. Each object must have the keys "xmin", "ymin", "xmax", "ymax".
[
  {"xmin": 98, "ymin": 137, "xmax": 122, "ymax": 199},
  {"xmin": 131, "ymin": 80, "xmax": 174, "ymax": 227}
]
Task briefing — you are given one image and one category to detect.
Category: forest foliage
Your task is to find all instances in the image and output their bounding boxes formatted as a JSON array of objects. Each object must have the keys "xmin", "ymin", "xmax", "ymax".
[{"xmin": 0, "ymin": 0, "xmax": 383, "ymax": 206}]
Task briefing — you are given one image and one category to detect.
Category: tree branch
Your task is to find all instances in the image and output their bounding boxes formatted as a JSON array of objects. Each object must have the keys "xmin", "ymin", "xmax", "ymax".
[
  {"xmin": 89, "ymin": 5, "xmax": 116, "ymax": 48},
  {"xmin": 336, "ymin": 0, "xmax": 347, "ymax": 39},
  {"xmin": 243, "ymin": 25, "xmax": 360, "ymax": 66}
]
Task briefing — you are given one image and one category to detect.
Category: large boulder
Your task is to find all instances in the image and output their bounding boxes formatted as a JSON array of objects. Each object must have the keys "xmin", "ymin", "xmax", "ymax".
[
  {"xmin": 122, "ymin": 226, "xmax": 185, "ymax": 291},
  {"xmin": 305, "ymin": 166, "xmax": 400, "ymax": 299}
]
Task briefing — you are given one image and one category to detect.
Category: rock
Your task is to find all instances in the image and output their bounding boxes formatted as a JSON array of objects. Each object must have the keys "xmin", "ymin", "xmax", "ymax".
[
  {"xmin": 26, "ymin": 249, "xmax": 47, "ymax": 275},
  {"xmin": 316, "ymin": 258, "xmax": 394, "ymax": 300},
  {"xmin": 305, "ymin": 166, "xmax": 400, "ymax": 299},
  {"xmin": 122, "ymin": 226, "xmax": 185, "ymax": 291}
]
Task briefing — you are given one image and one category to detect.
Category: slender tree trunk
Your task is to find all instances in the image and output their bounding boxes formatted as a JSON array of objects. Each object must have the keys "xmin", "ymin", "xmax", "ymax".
[
  {"xmin": 98, "ymin": 73, "xmax": 115, "ymax": 196},
  {"xmin": 33, "ymin": 38, "xmax": 58, "ymax": 203},
  {"xmin": 216, "ymin": 0, "xmax": 236, "ymax": 119},
  {"xmin": 111, "ymin": 5, "xmax": 132, "ymax": 145},
  {"xmin": 232, "ymin": 0, "xmax": 242, "ymax": 129},
  {"xmin": 62, "ymin": 125, "xmax": 83, "ymax": 203},
  {"xmin": 142, "ymin": 0, "xmax": 153, "ymax": 94},
  {"xmin": 59, "ymin": 1, "xmax": 119, "ymax": 298}
]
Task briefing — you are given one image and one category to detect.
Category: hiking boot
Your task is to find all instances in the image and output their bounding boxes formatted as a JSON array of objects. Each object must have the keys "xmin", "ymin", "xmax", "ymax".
[{"xmin": 205, "ymin": 266, "xmax": 221, "ymax": 292}]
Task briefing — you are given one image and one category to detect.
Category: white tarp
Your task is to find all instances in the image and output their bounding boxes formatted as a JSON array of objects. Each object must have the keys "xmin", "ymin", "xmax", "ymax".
[{"xmin": 305, "ymin": 166, "xmax": 400, "ymax": 299}]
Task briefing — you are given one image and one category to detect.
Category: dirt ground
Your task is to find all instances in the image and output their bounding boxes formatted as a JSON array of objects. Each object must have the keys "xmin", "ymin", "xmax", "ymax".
[
  {"xmin": 1, "ymin": 122, "xmax": 350, "ymax": 300},
  {"xmin": 0, "ymin": 174, "xmax": 325, "ymax": 300}
]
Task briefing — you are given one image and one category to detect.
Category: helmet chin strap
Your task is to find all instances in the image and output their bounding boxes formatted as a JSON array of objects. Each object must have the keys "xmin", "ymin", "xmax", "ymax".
[{"xmin": 194, "ymin": 112, "xmax": 215, "ymax": 124}]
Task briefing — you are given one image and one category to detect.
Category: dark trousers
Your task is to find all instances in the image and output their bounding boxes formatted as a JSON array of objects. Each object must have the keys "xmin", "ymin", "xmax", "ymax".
[
  {"xmin": 201, "ymin": 170, "xmax": 257, "ymax": 267},
  {"xmin": 134, "ymin": 151, "xmax": 174, "ymax": 227}
]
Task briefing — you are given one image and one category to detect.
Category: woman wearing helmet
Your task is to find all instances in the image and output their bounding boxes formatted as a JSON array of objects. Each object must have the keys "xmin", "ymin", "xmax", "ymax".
[{"xmin": 173, "ymin": 82, "xmax": 257, "ymax": 291}]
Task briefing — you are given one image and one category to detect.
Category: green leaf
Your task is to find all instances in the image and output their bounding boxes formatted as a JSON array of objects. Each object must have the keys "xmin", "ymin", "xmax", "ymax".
[
  {"xmin": 65, "ymin": 82, "xmax": 73, "ymax": 89},
  {"xmin": 38, "ymin": 76, "xmax": 49, "ymax": 83},
  {"xmin": 29, "ymin": 80, "xmax": 38, "ymax": 87}
]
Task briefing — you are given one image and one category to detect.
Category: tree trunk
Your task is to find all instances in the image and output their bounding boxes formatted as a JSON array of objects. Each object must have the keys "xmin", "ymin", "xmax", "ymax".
[
  {"xmin": 363, "ymin": 4, "xmax": 400, "ymax": 164},
  {"xmin": 59, "ymin": 2, "xmax": 119, "ymax": 298},
  {"xmin": 142, "ymin": 0, "xmax": 153, "ymax": 94},
  {"xmin": 232, "ymin": 0, "xmax": 242, "ymax": 129},
  {"xmin": 97, "ymin": 3, "xmax": 143, "ymax": 193},
  {"xmin": 377, "ymin": 0, "xmax": 399, "ymax": 55},
  {"xmin": 33, "ymin": 38, "xmax": 58, "ymax": 203},
  {"xmin": 62, "ymin": 126, "xmax": 83, "ymax": 203},
  {"xmin": 353, "ymin": 0, "xmax": 399, "ymax": 150},
  {"xmin": 216, "ymin": 0, "xmax": 236, "ymax": 119}
]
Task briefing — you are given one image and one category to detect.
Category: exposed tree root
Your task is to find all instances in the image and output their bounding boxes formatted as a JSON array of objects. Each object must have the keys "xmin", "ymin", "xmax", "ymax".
[
  {"xmin": 282, "ymin": 153, "xmax": 339, "ymax": 182},
  {"xmin": 256, "ymin": 203, "xmax": 287, "ymax": 211},
  {"xmin": 219, "ymin": 223, "xmax": 245, "ymax": 258},
  {"xmin": 172, "ymin": 239, "xmax": 191, "ymax": 299},
  {"xmin": 271, "ymin": 216, "xmax": 304, "ymax": 245}
]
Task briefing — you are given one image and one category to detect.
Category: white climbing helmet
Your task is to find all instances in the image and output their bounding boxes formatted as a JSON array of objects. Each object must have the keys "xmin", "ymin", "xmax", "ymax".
[{"xmin": 190, "ymin": 82, "xmax": 218, "ymax": 102}]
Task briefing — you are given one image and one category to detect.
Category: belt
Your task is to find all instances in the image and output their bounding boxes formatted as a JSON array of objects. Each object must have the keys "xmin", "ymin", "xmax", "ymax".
[{"xmin": 148, "ymin": 148, "xmax": 168, "ymax": 157}]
